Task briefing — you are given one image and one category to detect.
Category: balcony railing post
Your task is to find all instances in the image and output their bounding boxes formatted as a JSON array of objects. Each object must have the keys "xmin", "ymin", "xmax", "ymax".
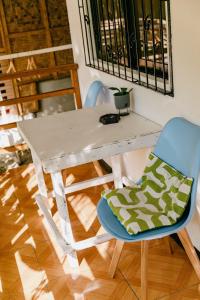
[{"xmin": 70, "ymin": 69, "xmax": 82, "ymax": 109}]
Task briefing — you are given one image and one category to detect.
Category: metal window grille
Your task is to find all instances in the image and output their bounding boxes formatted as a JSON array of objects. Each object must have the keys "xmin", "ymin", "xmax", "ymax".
[{"xmin": 78, "ymin": 0, "xmax": 174, "ymax": 96}]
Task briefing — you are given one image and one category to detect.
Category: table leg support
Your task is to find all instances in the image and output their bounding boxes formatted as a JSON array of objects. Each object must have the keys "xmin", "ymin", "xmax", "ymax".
[
  {"xmin": 51, "ymin": 171, "xmax": 79, "ymax": 271},
  {"xmin": 111, "ymin": 155, "xmax": 123, "ymax": 189},
  {"xmin": 31, "ymin": 150, "xmax": 51, "ymax": 212},
  {"xmin": 109, "ymin": 155, "xmax": 125, "ymax": 277}
]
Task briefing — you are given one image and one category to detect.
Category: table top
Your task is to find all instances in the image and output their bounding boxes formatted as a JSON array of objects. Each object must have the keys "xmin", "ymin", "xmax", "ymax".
[{"xmin": 18, "ymin": 105, "xmax": 162, "ymax": 173}]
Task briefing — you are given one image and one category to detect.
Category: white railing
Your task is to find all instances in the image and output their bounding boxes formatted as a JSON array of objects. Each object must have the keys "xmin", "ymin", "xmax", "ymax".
[{"xmin": 0, "ymin": 44, "xmax": 72, "ymax": 61}]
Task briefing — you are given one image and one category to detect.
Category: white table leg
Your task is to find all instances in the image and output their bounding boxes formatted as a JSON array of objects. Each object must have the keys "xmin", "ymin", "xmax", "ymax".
[
  {"xmin": 51, "ymin": 171, "xmax": 79, "ymax": 270},
  {"xmin": 111, "ymin": 155, "xmax": 123, "ymax": 188},
  {"xmin": 110, "ymin": 155, "xmax": 124, "ymax": 277},
  {"xmin": 31, "ymin": 150, "xmax": 51, "ymax": 211}
]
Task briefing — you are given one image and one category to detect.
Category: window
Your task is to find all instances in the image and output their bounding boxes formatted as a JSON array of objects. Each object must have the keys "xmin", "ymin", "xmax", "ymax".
[{"xmin": 78, "ymin": 0, "xmax": 173, "ymax": 96}]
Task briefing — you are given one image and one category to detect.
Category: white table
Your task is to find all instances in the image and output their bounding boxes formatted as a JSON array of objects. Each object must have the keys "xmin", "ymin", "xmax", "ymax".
[{"xmin": 18, "ymin": 104, "xmax": 161, "ymax": 270}]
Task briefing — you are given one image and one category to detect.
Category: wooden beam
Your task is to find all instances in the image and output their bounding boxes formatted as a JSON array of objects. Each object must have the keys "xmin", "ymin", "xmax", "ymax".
[
  {"xmin": 70, "ymin": 69, "xmax": 82, "ymax": 109},
  {"xmin": 0, "ymin": 11, "xmax": 6, "ymax": 51},
  {"xmin": 0, "ymin": 88, "xmax": 74, "ymax": 107},
  {"xmin": 8, "ymin": 27, "xmax": 67, "ymax": 38},
  {"xmin": 0, "ymin": 144, "xmax": 28, "ymax": 153},
  {"xmin": 0, "ymin": 64, "xmax": 78, "ymax": 80},
  {"xmin": 0, "ymin": 122, "xmax": 17, "ymax": 131},
  {"xmin": 0, "ymin": 0, "xmax": 22, "ymax": 114},
  {"xmin": 39, "ymin": 0, "xmax": 56, "ymax": 67},
  {"xmin": 8, "ymin": 29, "xmax": 46, "ymax": 38},
  {"xmin": 0, "ymin": 45, "xmax": 72, "ymax": 61},
  {"xmin": 0, "ymin": 0, "xmax": 11, "ymax": 52}
]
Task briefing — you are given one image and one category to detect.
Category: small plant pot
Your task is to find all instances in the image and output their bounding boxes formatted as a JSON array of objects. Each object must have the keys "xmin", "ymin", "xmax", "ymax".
[{"xmin": 114, "ymin": 93, "xmax": 130, "ymax": 116}]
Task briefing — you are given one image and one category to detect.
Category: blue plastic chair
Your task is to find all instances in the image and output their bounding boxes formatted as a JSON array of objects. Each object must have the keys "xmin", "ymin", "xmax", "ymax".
[
  {"xmin": 97, "ymin": 117, "xmax": 200, "ymax": 299},
  {"xmin": 84, "ymin": 80, "xmax": 104, "ymax": 108},
  {"xmin": 83, "ymin": 80, "xmax": 113, "ymax": 190}
]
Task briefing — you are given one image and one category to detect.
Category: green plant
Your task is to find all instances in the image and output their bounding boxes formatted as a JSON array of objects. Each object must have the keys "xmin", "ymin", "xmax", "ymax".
[{"xmin": 109, "ymin": 87, "xmax": 133, "ymax": 95}]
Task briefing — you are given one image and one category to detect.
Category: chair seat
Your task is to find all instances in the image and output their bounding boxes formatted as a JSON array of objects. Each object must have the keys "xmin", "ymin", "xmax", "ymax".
[{"xmin": 97, "ymin": 197, "xmax": 187, "ymax": 242}]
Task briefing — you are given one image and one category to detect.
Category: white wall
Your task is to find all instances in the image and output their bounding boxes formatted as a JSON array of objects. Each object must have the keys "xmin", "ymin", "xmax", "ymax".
[{"xmin": 66, "ymin": 0, "xmax": 200, "ymax": 250}]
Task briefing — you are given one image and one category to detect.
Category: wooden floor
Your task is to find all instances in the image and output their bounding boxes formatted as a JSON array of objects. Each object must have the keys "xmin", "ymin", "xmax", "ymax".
[{"xmin": 0, "ymin": 163, "xmax": 200, "ymax": 300}]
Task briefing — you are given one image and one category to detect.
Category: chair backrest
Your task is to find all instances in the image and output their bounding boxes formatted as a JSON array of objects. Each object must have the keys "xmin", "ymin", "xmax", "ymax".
[
  {"xmin": 154, "ymin": 117, "xmax": 200, "ymax": 226},
  {"xmin": 84, "ymin": 80, "xmax": 104, "ymax": 108}
]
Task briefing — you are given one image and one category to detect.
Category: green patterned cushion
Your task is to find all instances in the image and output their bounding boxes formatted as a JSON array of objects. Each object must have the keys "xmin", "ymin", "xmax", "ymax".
[{"xmin": 102, "ymin": 153, "xmax": 193, "ymax": 235}]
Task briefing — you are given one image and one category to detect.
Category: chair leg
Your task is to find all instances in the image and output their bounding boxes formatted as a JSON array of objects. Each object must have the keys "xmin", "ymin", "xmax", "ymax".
[
  {"xmin": 108, "ymin": 240, "xmax": 124, "ymax": 278},
  {"xmin": 93, "ymin": 160, "xmax": 110, "ymax": 189},
  {"xmin": 141, "ymin": 240, "xmax": 149, "ymax": 300},
  {"xmin": 178, "ymin": 228, "xmax": 200, "ymax": 281}
]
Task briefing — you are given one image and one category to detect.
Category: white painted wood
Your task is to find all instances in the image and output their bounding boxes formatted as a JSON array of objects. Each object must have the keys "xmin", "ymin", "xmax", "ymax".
[
  {"xmin": 51, "ymin": 172, "xmax": 74, "ymax": 243},
  {"xmin": 17, "ymin": 104, "xmax": 161, "ymax": 173},
  {"xmin": 109, "ymin": 155, "xmax": 125, "ymax": 278},
  {"xmin": 0, "ymin": 44, "xmax": 72, "ymax": 61},
  {"xmin": 36, "ymin": 196, "xmax": 113, "ymax": 252},
  {"xmin": 31, "ymin": 150, "xmax": 52, "ymax": 213},
  {"xmin": 17, "ymin": 104, "xmax": 162, "ymax": 271},
  {"xmin": 48, "ymin": 173, "xmax": 114, "ymax": 197},
  {"xmin": 32, "ymin": 151, "xmax": 48, "ymax": 198},
  {"xmin": 122, "ymin": 176, "xmax": 135, "ymax": 187},
  {"xmin": 50, "ymin": 171, "xmax": 79, "ymax": 270},
  {"xmin": 72, "ymin": 233, "xmax": 113, "ymax": 251},
  {"xmin": 37, "ymin": 195, "xmax": 113, "ymax": 251},
  {"xmin": 36, "ymin": 194, "xmax": 72, "ymax": 254},
  {"xmin": 111, "ymin": 155, "xmax": 123, "ymax": 189}
]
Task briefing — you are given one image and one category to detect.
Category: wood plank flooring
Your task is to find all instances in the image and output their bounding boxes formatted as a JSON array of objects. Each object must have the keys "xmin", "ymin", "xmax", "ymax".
[{"xmin": 0, "ymin": 163, "xmax": 200, "ymax": 300}]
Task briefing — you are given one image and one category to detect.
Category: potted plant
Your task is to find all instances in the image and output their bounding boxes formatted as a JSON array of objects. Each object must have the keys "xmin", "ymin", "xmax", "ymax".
[{"xmin": 109, "ymin": 87, "xmax": 133, "ymax": 116}]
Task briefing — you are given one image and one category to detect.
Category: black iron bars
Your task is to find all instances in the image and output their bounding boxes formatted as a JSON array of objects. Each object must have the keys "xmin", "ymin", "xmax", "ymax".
[{"xmin": 78, "ymin": 0, "xmax": 174, "ymax": 97}]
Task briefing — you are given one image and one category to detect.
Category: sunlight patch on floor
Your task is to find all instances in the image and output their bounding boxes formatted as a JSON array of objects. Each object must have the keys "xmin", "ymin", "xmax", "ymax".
[
  {"xmin": 0, "ymin": 277, "xmax": 2, "ymax": 293},
  {"xmin": 11, "ymin": 224, "xmax": 29, "ymax": 245},
  {"xmin": 78, "ymin": 258, "xmax": 94, "ymax": 280},
  {"xmin": 7, "ymin": 200, "xmax": 19, "ymax": 213},
  {"xmin": 0, "ymin": 177, "xmax": 10, "ymax": 188},
  {"xmin": 69, "ymin": 194, "xmax": 97, "ymax": 232},
  {"xmin": 2, "ymin": 184, "xmax": 16, "ymax": 204},
  {"xmin": 27, "ymin": 175, "xmax": 37, "ymax": 192},
  {"xmin": 21, "ymin": 164, "xmax": 35, "ymax": 178},
  {"xmin": 14, "ymin": 213, "xmax": 24, "ymax": 225},
  {"xmin": 65, "ymin": 173, "xmax": 75, "ymax": 186},
  {"xmin": 14, "ymin": 250, "xmax": 45, "ymax": 294}
]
